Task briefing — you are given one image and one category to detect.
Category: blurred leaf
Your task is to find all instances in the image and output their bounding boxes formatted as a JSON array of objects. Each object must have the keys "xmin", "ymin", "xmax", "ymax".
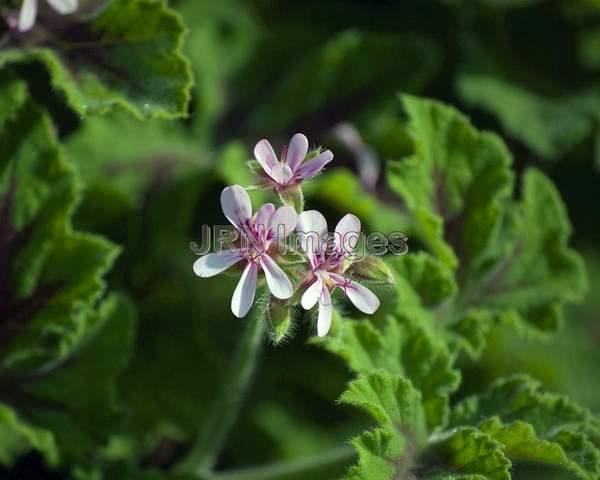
[
  {"xmin": 0, "ymin": 0, "xmax": 193, "ymax": 119},
  {"xmin": 0, "ymin": 405, "xmax": 58, "ymax": 468},
  {"xmin": 0, "ymin": 73, "xmax": 118, "ymax": 373},
  {"xmin": 244, "ymin": 30, "xmax": 441, "ymax": 134},
  {"xmin": 457, "ymin": 74, "xmax": 599, "ymax": 160}
]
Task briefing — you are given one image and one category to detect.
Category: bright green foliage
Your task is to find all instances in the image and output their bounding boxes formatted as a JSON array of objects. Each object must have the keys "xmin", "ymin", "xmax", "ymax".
[
  {"xmin": 386, "ymin": 96, "xmax": 586, "ymax": 348},
  {"xmin": 338, "ymin": 372, "xmax": 600, "ymax": 480},
  {"xmin": 340, "ymin": 372, "xmax": 427, "ymax": 480},
  {"xmin": 0, "ymin": 0, "xmax": 193, "ymax": 119},
  {"xmin": 450, "ymin": 376, "xmax": 600, "ymax": 480},
  {"xmin": 317, "ymin": 315, "xmax": 460, "ymax": 431},
  {"xmin": 387, "ymin": 95, "xmax": 514, "ymax": 272}
]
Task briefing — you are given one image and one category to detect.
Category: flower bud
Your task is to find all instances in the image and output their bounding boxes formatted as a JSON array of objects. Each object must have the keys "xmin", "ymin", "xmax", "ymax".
[
  {"xmin": 266, "ymin": 296, "xmax": 294, "ymax": 344},
  {"xmin": 344, "ymin": 255, "xmax": 394, "ymax": 284}
]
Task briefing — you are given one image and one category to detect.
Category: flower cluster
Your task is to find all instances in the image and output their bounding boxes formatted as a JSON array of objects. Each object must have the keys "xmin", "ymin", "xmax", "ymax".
[{"xmin": 193, "ymin": 134, "xmax": 382, "ymax": 337}]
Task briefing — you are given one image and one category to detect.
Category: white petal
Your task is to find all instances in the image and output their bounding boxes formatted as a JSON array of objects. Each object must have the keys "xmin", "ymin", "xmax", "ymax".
[
  {"xmin": 269, "ymin": 163, "xmax": 294, "ymax": 185},
  {"xmin": 259, "ymin": 254, "xmax": 293, "ymax": 299},
  {"xmin": 47, "ymin": 0, "xmax": 78, "ymax": 14},
  {"xmin": 254, "ymin": 139, "xmax": 278, "ymax": 174},
  {"xmin": 330, "ymin": 273, "xmax": 380, "ymax": 314},
  {"xmin": 18, "ymin": 0, "xmax": 37, "ymax": 32},
  {"xmin": 296, "ymin": 210, "xmax": 327, "ymax": 262},
  {"xmin": 334, "ymin": 213, "xmax": 361, "ymax": 254},
  {"xmin": 286, "ymin": 133, "xmax": 309, "ymax": 172},
  {"xmin": 193, "ymin": 251, "xmax": 242, "ymax": 277},
  {"xmin": 254, "ymin": 203, "xmax": 275, "ymax": 235},
  {"xmin": 268, "ymin": 205, "xmax": 297, "ymax": 240},
  {"xmin": 301, "ymin": 277, "xmax": 323, "ymax": 310},
  {"xmin": 295, "ymin": 150, "xmax": 333, "ymax": 180},
  {"xmin": 231, "ymin": 262, "xmax": 258, "ymax": 318},
  {"xmin": 317, "ymin": 287, "xmax": 333, "ymax": 337},
  {"xmin": 221, "ymin": 185, "xmax": 252, "ymax": 230}
]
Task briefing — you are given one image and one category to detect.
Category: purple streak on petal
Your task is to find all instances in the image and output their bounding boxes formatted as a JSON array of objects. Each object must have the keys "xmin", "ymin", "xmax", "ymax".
[
  {"xmin": 297, "ymin": 210, "xmax": 328, "ymax": 268},
  {"xmin": 193, "ymin": 250, "xmax": 243, "ymax": 277},
  {"xmin": 329, "ymin": 273, "xmax": 380, "ymax": 314},
  {"xmin": 286, "ymin": 133, "xmax": 309, "ymax": 172},
  {"xmin": 254, "ymin": 139, "xmax": 278, "ymax": 175},
  {"xmin": 269, "ymin": 163, "xmax": 294, "ymax": 186},
  {"xmin": 221, "ymin": 185, "xmax": 252, "ymax": 230},
  {"xmin": 334, "ymin": 213, "xmax": 361, "ymax": 254},
  {"xmin": 295, "ymin": 150, "xmax": 333, "ymax": 180},
  {"xmin": 268, "ymin": 206, "xmax": 297, "ymax": 241}
]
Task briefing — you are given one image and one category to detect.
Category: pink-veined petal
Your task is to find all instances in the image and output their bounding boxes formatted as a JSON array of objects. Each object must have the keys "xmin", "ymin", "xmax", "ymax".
[
  {"xmin": 254, "ymin": 139, "xmax": 278, "ymax": 174},
  {"xmin": 317, "ymin": 287, "xmax": 333, "ymax": 337},
  {"xmin": 47, "ymin": 0, "xmax": 77, "ymax": 14},
  {"xmin": 254, "ymin": 203, "xmax": 275, "ymax": 239},
  {"xmin": 221, "ymin": 185, "xmax": 252, "ymax": 230},
  {"xmin": 231, "ymin": 262, "xmax": 258, "ymax": 318},
  {"xmin": 334, "ymin": 213, "xmax": 361, "ymax": 254},
  {"xmin": 296, "ymin": 210, "xmax": 327, "ymax": 265},
  {"xmin": 286, "ymin": 133, "xmax": 309, "ymax": 172},
  {"xmin": 301, "ymin": 276, "xmax": 323, "ymax": 310},
  {"xmin": 269, "ymin": 163, "xmax": 294, "ymax": 186},
  {"xmin": 295, "ymin": 150, "xmax": 333, "ymax": 180},
  {"xmin": 18, "ymin": 0, "xmax": 37, "ymax": 31},
  {"xmin": 268, "ymin": 205, "xmax": 297, "ymax": 240},
  {"xmin": 193, "ymin": 251, "xmax": 243, "ymax": 277},
  {"xmin": 259, "ymin": 254, "xmax": 293, "ymax": 299},
  {"xmin": 330, "ymin": 273, "xmax": 380, "ymax": 314}
]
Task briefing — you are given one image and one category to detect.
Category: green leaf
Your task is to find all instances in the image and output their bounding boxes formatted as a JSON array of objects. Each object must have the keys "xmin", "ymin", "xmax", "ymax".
[
  {"xmin": 0, "ymin": 73, "xmax": 131, "ymax": 467},
  {"xmin": 463, "ymin": 168, "xmax": 587, "ymax": 337},
  {"xmin": 23, "ymin": 294, "xmax": 137, "ymax": 464},
  {"xmin": 387, "ymin": 94, "xmax": 514, "ymax": 272},
  {"xmin": 457, "ymin": 74, "xmax": 598, "ymax": 160},
  {"xmin": 317, "ymin": 314, "xmax": 460, "ymax": 431},
  {"xmin": 245, "ymin": 30, "xmax": 441, "ymax": 133},
  {"xmin": 0, "ymin": 73, "xmax": 119, "ymax": 372},
  {"xmin": 0, "ymin": 0, "xmax": 193, "ymax": 119},
  {"xmin": 386, "ymin": 96, "xmax": 586, "ymax": 345},
  {"xmin": 0, "ymin": 404, "xmax": 58, "ymax": 467},
  {"xmin": 450, "ymin": 375, "xmax": 600, "ymax": 479},
  {"xmin": 340, "ymin": 372, "xmax": 427, "ymax": 479},
  {"xmin": 423, "ymin": 428, "xmax": 511, "ymax": 480}
]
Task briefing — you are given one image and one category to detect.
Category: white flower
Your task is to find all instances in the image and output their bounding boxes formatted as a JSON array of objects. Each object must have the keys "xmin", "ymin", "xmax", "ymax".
[
  {"xmin": 297, "ymin": 210, "xmax": 380, "ymax": 337},
  {"xmin": 193, "ymin": 185, "xmax": 297, "ymax": 318},
  {"xmin": 254, "ymin": 133, "xmax": 333, "ymax": 189},
  {"xmin": 18, "ymin": 0, "xmax": 78, "ymax": 32}
]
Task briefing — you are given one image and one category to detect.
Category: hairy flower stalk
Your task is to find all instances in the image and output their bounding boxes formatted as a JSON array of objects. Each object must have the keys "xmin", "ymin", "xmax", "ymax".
[
  {"xmin": 193, "ymin": 185, "xmax": 297, "ymax": 317},
  {"xmin": 17, "ymin": 0, "xmax": 78, "ymax": 32},
  {"xmin": 297, "ymin": 210, "xmax": 380, "ymax": 336}
]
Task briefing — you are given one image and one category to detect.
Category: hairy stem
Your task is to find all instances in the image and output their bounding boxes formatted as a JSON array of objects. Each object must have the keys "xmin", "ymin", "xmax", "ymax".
[
  {"xmin": 211, "ymin": 445, "xmax": 355, "ymax": 480},
  {"xmin": 175, "ymin": 297, "xmax": 267, "ymax": 476}
]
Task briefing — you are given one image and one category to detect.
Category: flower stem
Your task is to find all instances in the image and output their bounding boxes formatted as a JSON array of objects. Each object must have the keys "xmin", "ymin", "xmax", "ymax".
[
  {"xmin": 211, "ymin": 445, "xmax": 355, "ymax": 480},
  {"xmin": 175, "ymin": 300, "xmax": 267, "ymax": 476}
]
